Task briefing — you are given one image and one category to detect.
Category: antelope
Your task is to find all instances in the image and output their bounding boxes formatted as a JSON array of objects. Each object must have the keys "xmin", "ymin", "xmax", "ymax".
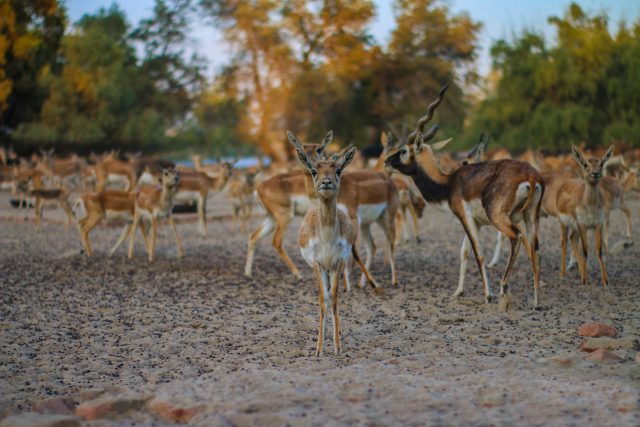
[
  {"xmin": 384, "ymin": 85, "xmax": 544, "ymax": 310},
  {"xmin": 227, "ymin": 169, "xmax": 258, "ymax": 231},
  {"xmin": 174, "ymin": 162, "xmax": 234, "ymax": 236},
  {"xmin": 295, "ymin": 144, "xmax": 383, "ymax": 356},
  {"xmin": 74, "ymin": 190, "xmax": 148, "ymax": 257},
  {"xmin": 127, "ymin": 168, "xmax": 183, "ymax": 262},
  {"xmin": 15, "ymin": 173, "xmax": 75, "ymax": 228},
  {"xmin": 245, "ymin": 131, "xmax": 398, "ymax": 292},
  {"xmin": 555, "ymin": 145, "xmax": 614, "ymax": 286},
  {"xmin": 95, "ymin": 153, "xmax": 137, "ymax": 191},
  {"xmin": 134, "ymin": 157, "xmax": 176, "ymax": 186}
]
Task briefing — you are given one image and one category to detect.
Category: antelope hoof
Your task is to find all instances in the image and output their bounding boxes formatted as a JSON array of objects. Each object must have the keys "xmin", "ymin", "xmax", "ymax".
[
  {"xmin": 416, "ymin": 236, "xmax": 421, "ymax": 244},
  {"xmin": 373, "ymin": 286, "xmax": 385, "ymax": 296},
  {"xmin": 485, "ymin": 293, "xmax": 493, "ymax": 304},
  {"xmin": 453, "ymin": 289, "xmax": 464, "ymax": 298},
  {"xmin": 499, "ymin": 291, "xmax": 512, "ymax": 312}
]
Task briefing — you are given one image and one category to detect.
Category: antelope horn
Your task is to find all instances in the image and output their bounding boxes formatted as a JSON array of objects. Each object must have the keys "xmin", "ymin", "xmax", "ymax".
[
  {"xmin": 407, "ymin": 83, "xmax": 449, "ymax": 142},
  {"xmin": 421, "ymin": 125, "xmax": 440, "ymax": 143}
]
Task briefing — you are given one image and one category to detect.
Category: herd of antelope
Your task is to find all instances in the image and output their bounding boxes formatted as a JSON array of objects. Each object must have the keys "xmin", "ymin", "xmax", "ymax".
[{"xmin": 1, "ymin": 85, "xmax": 639, "ymax": 355}]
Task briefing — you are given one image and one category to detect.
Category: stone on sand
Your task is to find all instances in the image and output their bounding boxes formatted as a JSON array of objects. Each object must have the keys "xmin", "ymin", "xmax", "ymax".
[
  {"xmin": 148, "ymin": 395, "xmax": 205, "ymax": 423},
  {"xmin": 577, "ymin": 322, "xmax": 617, "ymax": 338},
  {"xmin": 32, "ymin": 398, "xmax": 75, "ymax": 415},
  {"xmin": 75, "ymin": 393, "xmax": 150, "ymax": 421},
  {"xmin": 582, "ymin": 349, "xmax": 623, "ymax": 363},
  {"xmin": 0, "ymin": 413, "xmax": 80, "ymax": 427},
  {"xmin": 579, "ymin": 337, "xmax": 639, "ymax": 352}
]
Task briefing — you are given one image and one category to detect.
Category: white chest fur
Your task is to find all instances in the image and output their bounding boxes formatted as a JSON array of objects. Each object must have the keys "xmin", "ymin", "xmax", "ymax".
[{"xmin": 300, "ymin": 236, "xmax": 351, "ymax": 270}]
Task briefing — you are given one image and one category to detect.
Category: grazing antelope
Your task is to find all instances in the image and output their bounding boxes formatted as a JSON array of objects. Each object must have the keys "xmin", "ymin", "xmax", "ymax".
[
  {"xmin": 75, "ymin": 190, "xmax": 148, "ymax": 257},
  {"xmin": 127, "ymin": 168, "xmax": 183, "ymax": 262},
  {"xmin": 385, "ymin": 85, "xmax": 544, "ymax": 310},
  {"xmin": 174, "ymin": 162, "xmax": 234, "ymax": 236},
  {"xmin": 555, "ymin": 146, "xmax": 614, "ymax": 286},
  {"xmin": 295, "ymin": 144, "xmax": 383, "ymax": 356}
]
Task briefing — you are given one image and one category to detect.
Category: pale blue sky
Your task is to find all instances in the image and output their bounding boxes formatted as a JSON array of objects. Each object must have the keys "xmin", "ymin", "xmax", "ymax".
[{"xmin": 66, "ymin": 0, "xmax": 640, "ymax": 76}]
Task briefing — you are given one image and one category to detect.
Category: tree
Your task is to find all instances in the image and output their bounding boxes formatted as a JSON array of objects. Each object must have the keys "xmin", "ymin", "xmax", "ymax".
[{"xmin": 0, "ymin": 0, "xmax": 65, "ymax": 136}]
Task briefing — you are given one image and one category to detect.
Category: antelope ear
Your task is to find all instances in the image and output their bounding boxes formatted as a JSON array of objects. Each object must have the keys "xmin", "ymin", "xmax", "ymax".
[
  {"xmin": 295, "ymin": 148, "xmax": 315, "ymax": 174},
  {"xmin": 571, "ymin": 144, "xmax": 587, "ymax": 167},
  {"xmin": 601, "ymin": 145, "xmax": 614, "ymax": 165},
  {"xmin": 430, "ymin": 138, "xmax": 453, "ymax": 152},
  {"xmin": 321, "ymin": 130, "xmax": 333, "ymax": 149},
  {"xmin": 339, "ymin": 146, "xmax": 357, "ymax": 172},
  {"xmin": 287, "ymin": 131, "xmax": 304, "ymax": 151},
  {"xmin": 381, "ymin": 132, "xmax": 389, "ymax": 149}
]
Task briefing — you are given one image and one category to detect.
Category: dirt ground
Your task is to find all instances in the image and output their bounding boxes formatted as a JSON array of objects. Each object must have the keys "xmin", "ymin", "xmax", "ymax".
[{"xmin": 0, "ymin": 190, "xmax": 639, "ymax": 426}]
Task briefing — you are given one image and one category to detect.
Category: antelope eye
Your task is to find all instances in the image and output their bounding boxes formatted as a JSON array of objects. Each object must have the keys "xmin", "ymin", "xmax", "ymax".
[
  {"xmin": 336, "ymin": 168, "xmax": 343, "ymax": 176},
  {"xmin": 310, "ymin": 169, "xmax": 317, "ymax": 177}
]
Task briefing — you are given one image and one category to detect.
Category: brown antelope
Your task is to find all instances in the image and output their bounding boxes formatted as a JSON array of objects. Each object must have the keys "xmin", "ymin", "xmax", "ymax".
[
  {"xmin": 295, "ymin": 144, "xmax": 383, "ymax": 356},
  {"xmin": 245, "ymin": 131, "xmax": 399, "ymax": 291},
  {"xmin": 227, "ymin": 169, "xmax": 258, "ymax": 231},
  {"xmin": 15, "ymin": 173, "xmax": 75, "ymax": 228},
  {"xmin": 134, "ymin": 157, "xmax": 176, "ymax": 186},
  {"xmin": 127, "ymin": 168, "xmax": 183, "ymax": 262},
  {"xmin": 555, "ymin": 145, "xmax": 614, "ymax": 286},
  {"xmin": 174, "ymin": 162, "xmax": 234, "ymax": 236},
  {"xmin": 384, "ymin": 85, "xmax": 544, "ymax": 310},
  {"xmin": 74, "ymin": 190, "xmax": 148, "ymax": 257},
  {"xmin": 95, "ymin": 153, "xmax": 137, "ymax": 191}
]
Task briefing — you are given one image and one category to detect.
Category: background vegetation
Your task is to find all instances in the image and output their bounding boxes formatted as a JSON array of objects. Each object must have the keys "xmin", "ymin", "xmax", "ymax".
[{"xmin": 0, "ymin": 0, "xmax": 638, "ymax": 157}]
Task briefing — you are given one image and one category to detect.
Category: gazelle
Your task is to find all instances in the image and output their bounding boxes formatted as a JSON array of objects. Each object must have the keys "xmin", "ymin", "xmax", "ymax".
[
  {"xmin": 295, "ymin": 144, "xmax": 383, "ymax": 356},
  {"xmin": 227, "ymin": 169, "xmax": 258, "ymax": 231},
  {"xmin": 555, "ymin": 146, "xmax": 614, "ymax": 286},
  {"xmin": 175, "ymin": 162, "xmax": 234, "ymax": 236},
  {"xmin": 74, "ymin": 190, "xmax": 148, "ymax": 257},
  {"xmin": 127, "ymin": 168, "xmax": 183, "ymax": 262},
  {"xmin": 384, "ymin": 85, "xmax": 544, "ymax": 310}
]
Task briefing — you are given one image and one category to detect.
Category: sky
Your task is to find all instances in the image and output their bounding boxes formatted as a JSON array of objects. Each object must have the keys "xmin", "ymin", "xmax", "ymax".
[{"xmin": 66, "ymin": 0, "xmax": 640, "ymax": 76}]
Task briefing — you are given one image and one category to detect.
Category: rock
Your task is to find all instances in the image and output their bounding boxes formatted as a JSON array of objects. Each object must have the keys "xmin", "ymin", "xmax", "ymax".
[
  {"xmin": 577, "ymin": 322, "xmax": 617, "ymax": 338},
  {"xmin": 147, "ymin": 396, "xmax": 204, "ymax": 423},
  {"xmin": 540, "ymin": 355, "xmax": 574, "ymax": 367},
  {"xmin": 583, "ymin": 349, "xmax": 623, "ymax": 363},
  {"xmin": 75, "ymin": 393, "xmax": 150, "ymax": 421},
  {"xmin": 0, "ymin": 413, "xmax": 80, "ymax": 427},
  {"xmin": 32, "ymin": 398, "xmax": 75, "ymax": 415},
  {"xmin": 579, "ymin": 337, "xmax": 639, "ymax": 352},
  {"xmin": 76, "ymin": 386, "xmax": 125, "ymax": 403}
]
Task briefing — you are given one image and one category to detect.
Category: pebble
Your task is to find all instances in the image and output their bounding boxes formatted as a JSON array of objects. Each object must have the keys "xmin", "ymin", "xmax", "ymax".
[{"xmin": 577, "ymin": 322, "xmax": 617, "ymax": 338}]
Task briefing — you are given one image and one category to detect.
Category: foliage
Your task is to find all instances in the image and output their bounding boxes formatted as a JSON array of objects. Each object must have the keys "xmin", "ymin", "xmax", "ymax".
[{"xmin": 464, "ymin": 3, "xmax": 640, "ymax": 151}]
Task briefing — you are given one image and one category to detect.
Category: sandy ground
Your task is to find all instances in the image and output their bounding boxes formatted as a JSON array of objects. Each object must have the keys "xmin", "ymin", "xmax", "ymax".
[{"xmin": 0, "ymin": 190, "xmax": 639, "ymax": 426}]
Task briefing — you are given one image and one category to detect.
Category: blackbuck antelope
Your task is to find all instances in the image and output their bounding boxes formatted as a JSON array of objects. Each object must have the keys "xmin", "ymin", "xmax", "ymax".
[
  {"xmin": 127, "ymin": 168, "xmax": 183, "ymax": 261},
  {"xmin": 75, "ymin": 190, "xmax": 147, "ymax": 257},
  {"xmin": 227, "ymin": 169, "xmax": 258, "ymax": 231},
  {"xmin": 384, "ymin": 85, "xmax": 544, "ymax": 310},
  {"xmin": 555, "ymin": 146, "xmax": 614, "ymax": 286},
  {"xmin": 245, "ymin": 131, "xmax": 398, "ymax": 291},
  {"xmin": 175, "ymin": 162, "xmax": 234, "ymax": 236},
  {"xmin": 295, "ymin": 145, "xmax": 383, "ymax": 356},
  {"xmin": 15, "ymin": 172, "xmax": 75, "ymax": 228}
]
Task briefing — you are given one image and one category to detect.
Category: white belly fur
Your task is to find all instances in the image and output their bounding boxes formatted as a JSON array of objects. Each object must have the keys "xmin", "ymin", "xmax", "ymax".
[
  {"xmin": 292, "ymin": 195, "xmax": 313, "ymax": 216},
  {"xmin": 174, "ymin": 190, "xmax": 201, "ymax": 203},
  {"xmin": 105, "ymin": 209, "xmax": 133, "ymax": 222},
  {"xmin": 463, "ymin": 199, "xmax": 490, "ymax": 226},
  {"xmin": 349, "ymin": 202, "xmax": 386, "ymax": 224}
]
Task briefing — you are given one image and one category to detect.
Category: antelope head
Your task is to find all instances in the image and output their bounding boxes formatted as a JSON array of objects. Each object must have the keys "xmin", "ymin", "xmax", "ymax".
[
  {"xmin": 287, "ymin": 130, "xmax": 334, "ymax": 162},
  {"xmin": 384, "ymin": 84, "xmax": 451, "ymax": 174},
  {"xmin": 571, "ymin": 144, "xmax": 614, "ymax": 185},
  {"xmin": 293, "ymin": 142, "xmax": 356, "ymax": 201},
  {"xmin": 158, "ymin": 167, "xmax": 180, "ymax": 190}
]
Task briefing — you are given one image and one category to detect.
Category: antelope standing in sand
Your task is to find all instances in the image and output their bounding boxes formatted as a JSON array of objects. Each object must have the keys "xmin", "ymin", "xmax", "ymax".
[
  {"xmin": 15, "ymin": 172, "xmax": 75, "ymax": 228},
  {"xmin": 555, "ymin": 146, "xmax": 614, "ymax": 286},
  {"xmin": 175, "ymin": 162, "xmax": 234, "ymax": 236},
  {"xmin": 385, "ymin": 85, "xmax": 544, "ymax": 310},
  {"xmin": 128, "ymin": 168, "xmax": 183, "ymax": 262},
  {"xmin": 295, "ymin": 144, "xmax": 383, "ymax": 356},
  {"xmin": 245, "ymin": 131, "xmax": 398, "ymax": 291},
  {"xmin": 95, "ymin": 153, "xmax": 137, "ymax": 191},
  {"xmin": 75, "ymin": 190, "xmax": 148, "ymax": 257}
]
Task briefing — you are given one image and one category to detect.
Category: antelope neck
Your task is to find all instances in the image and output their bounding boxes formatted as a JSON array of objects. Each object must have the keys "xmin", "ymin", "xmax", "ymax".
[
  {"xmin": 317, "ymin": 195, "xmax": 340, "ymax": 242},
  {"xmin": 411, "ymin": 151, "xmax": 451, "ymax": 203}
]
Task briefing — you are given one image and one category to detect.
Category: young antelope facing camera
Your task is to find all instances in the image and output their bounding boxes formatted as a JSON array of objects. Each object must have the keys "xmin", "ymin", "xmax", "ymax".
[
  {"xmin": 295, "ymin": 143, "xmax": 383, "ymax": 356},
  {"xmin": 556, "ymin": 145, "xmax": 614, "ymax": 286}
]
